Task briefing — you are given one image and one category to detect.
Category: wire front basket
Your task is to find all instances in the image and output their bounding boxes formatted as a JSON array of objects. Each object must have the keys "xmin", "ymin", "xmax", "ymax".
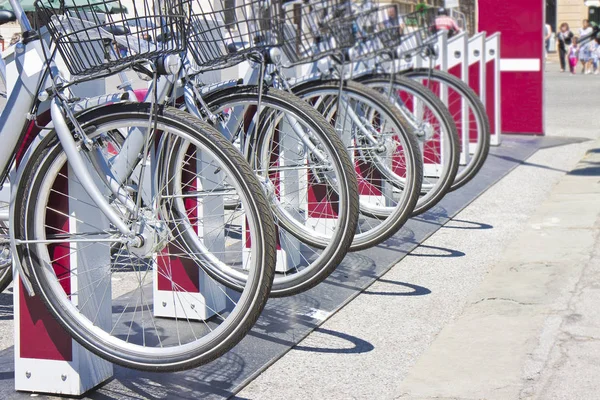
[
  {"xmin": 395, "ymin": 8, "xmax": 439, "ymax": 58},
  {"xmin": 351, "ymin": 6, "xmax": 438, "ymax": 60},
  {"xmin": 279, "ymin": 0, "xmax": 355, "ymax": 67},
  {"xmin": 186, "ymin": 0, "xmax": 282, "ymax": 72},
  {"xmin": 35, "ymin": 0, "xmax": 186, "ymax": 77}
]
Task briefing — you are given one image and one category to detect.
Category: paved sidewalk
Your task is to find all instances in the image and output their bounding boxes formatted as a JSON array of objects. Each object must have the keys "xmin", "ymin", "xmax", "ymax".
[
  {"xmin": 237, "ymin": 71, "xmax": 600, "ymax": 399},
  {"xmin": 0, "ymin": 61, "xmax": 597, "ymax": 400},
  {"xmin": 396, "ymin": 145, "xmax": 600, "ymax": 399}
]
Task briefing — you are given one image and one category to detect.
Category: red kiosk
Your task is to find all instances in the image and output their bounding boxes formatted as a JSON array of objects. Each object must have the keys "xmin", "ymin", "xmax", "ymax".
[{"xmin": 478, "ymin": 0, "xmax": 545, "ymax": 135}]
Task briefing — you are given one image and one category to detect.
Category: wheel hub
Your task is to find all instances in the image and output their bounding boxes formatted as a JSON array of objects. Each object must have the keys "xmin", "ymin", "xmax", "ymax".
[
  {"xmin": 376, "ymin": 135, "xmax": 399, "ymax": 159},
  {"xmin": 414, "ymin": 122, "xmax": 435, "ymax": 142},
  {"xmin": 127, "ymin": 210, "xmax": 169, "ymax": 257}
]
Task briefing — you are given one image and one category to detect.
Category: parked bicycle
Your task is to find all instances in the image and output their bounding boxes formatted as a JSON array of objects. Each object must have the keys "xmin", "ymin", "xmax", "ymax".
[
  {"xmin": 1, "ymin": 0, "xmax": 279, "ymax": 372},
  {"xmin": 0, "ymin": 0, "xmax": 493, "ymax": 376}
]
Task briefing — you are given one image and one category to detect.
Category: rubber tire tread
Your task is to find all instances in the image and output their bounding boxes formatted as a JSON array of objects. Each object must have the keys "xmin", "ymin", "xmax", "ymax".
[
  {"xmin": 202, "ymin": 85, "xmax": 360, "ymax": 297},
  {"xmin": 14, "ymin": 103, "xmax": 276, "ymax": 372},
  {"xmin": 400, "ymin": 68, "xmax": 491, "ymax": 191},
  {"xmin": 0, "ymin": 266, "xmax": 10, "ymax": 293}
]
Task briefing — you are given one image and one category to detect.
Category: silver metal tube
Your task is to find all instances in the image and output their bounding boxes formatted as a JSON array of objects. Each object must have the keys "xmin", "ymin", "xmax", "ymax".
[
  {"xmin": 15, "ymin": 237, "xmax": 128, "ymax": 245},
  {"xmin": 108, "ymin": 76, "xmax": 172, "ymax": 181},
  {"xmin": 70, "ymin": 92, "xmax": 130, "ymax": 113},
  {"xmin": 51, "ymin": 99, "xmax": 133, "ymax": 236},
  {"xmin": 0, "ymin": 57, "xmax": 6, "ymax": 88},
  {"xmin": 8, "ymin": 0, "xmax": 32, "ymax": 32},
  {"xmin": 0, "ymin": 42, "xmax": 42, "ymax": 176}
]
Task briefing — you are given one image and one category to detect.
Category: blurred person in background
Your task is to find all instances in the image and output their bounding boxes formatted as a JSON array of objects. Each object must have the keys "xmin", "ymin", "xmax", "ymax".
[
  {"xmin": 435, "ymin": 8, "xmax": 461, "ymax": 38},
  {"xmin": 557, "ymin": 22, "xmax": 573, "ymax": 72},
  {"xmin": 579, "ymin": 19, "xmax": 593, "ymax": 74},
  {"xmin": 545, "ymin": 23, "xmax": 552, "ymax": 60},
  {"xmin": 591, "ymin": 36, "xmax": 600, "ymax": 75},
  {"xmin": 568, "ymin": 36, "xmax": 579, "ymax": 75}
]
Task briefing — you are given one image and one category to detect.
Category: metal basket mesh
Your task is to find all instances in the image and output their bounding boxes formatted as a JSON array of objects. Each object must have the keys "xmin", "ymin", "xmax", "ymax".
[
  {"xmin": 394, "ymin": 8, "xmax": 439, "ymax": 58},
  {"xmin": 279, "ymin": 0, "xmax": 355, "ymax": 67},
  {"xmin": 186, "ymin": 0, "xmax": 282, "ymax": 72},
  {"xmin": 351, "ymin": 6, "xmax": 438, "ymax": 60},
  {"xmin": 35, "ymin": 0, "xmax": 186, "ymax": 77}
]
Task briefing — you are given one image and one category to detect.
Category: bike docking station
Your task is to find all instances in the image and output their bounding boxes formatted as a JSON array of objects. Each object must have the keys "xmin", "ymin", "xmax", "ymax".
[
  {"xmin": 412, "ymin": 30, "xmax": 503, "ymax": 149},
  {"xmin": 6, "ymin": 43, "xmax": 114, "ymax": 395},
  {"xmin": 0, "ymin": 1, "xmax": 554, "ymax": 397},
  {"xmin": 464, "ymin": 31, "xmax": 502, "ymax": 147},
  {"xmin": 483, "ymin": 33, "xmax": 501, "ymax": 146},
  {"xmin": 478, "ymin": 0, "xmax": 545, "ymax": 136},
  {"xmin": 408, "ymin": 29, "xmax": 502, "ymax": 178}
]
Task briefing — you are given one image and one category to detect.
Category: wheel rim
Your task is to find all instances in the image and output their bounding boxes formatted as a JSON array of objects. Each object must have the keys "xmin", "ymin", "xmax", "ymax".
[
  {"xmin": 23, "ymin": 116, "xmax": 268, "ymax": 367},
  {"xmin": 366, "ymin": 81, "xmax": 457, "ymax": 203},
  {"xmin": 299, "ymin": 85, "xmax": 420, "ymax": 245},
  {"xmin": 208, "ymin": 96, "xmax": 354, "ymax": 287}
]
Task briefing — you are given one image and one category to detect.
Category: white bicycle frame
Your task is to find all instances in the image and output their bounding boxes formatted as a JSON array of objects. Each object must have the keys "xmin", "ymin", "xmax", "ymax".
[{"xmin": 0, "ymin": 0, "xmax": 167, "ymax": 294}]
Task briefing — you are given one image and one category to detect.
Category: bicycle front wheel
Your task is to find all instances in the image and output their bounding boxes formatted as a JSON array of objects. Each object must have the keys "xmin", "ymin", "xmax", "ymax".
[
  {"xmin": 292, "ymin": 79, "xmax": 423, "ymax": 250},
  {"xmin": 202, "ymin": 85, "xmax": 359, "ymax": 296},
  {"xmin": 357, "ymin": 73, "xmax": 460, "ymax": 215},
  {"xmin": 14, "ymin": 103, "xmax": 276, "ymax": 371},
  {"xmin": 401, "ymin": 68, "xmax": 490, "ymax": 190}
]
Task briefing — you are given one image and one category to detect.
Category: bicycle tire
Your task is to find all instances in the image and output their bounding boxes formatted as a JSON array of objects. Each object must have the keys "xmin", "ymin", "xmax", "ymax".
[
  {"xmin": 0, "ymin": 264, "xmax": 10, "ymax": 293},
  {"xmin": 356, "ymin": 73, "xmax": 460, "ymax": 215},
  {"xmin": 0, "ymin": 200, "xmax": 11, "ymax": 292},
  {"xmin": 292, "ymin": 79, "xmax": 423, "ymax": 250},
  {"xmin": 14, "ymin": 103, "xmax": 276, "ymax": 372},
  {"xmin": 400, "ymin": 68, "xmax": 491, "ymax": 190},
  {"xmin": 201, "ymin": 85, "xmax": 359, "ymax": 297}
]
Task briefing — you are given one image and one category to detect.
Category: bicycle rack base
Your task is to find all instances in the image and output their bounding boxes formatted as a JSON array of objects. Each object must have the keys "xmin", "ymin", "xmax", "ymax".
[
  {"xmin": 14, "ymin": 165, "xmax": 113, "ymax": 396},
  {"xmin": 0, "ymin": 134, "xmax": 555, "ymax": 400}
]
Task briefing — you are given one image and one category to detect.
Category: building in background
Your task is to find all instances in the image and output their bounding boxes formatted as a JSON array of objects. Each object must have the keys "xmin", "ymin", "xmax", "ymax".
[
  {"xmin": 382, "ymin": 0, "xmax": 476, "ymax": 34},
  {"xmin": 547, "ymin": 0, "xmax": 600, "ymax": 33}
]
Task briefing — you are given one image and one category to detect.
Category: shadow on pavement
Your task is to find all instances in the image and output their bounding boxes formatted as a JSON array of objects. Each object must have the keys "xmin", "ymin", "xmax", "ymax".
[
  {"xmin": 408, "ymin": 244, "xmax": 466, "ymax": 258},
  {"xmin": 363, "ymin": 279, "xmax": 431, "ymax": 297},
  {"xmin": 490, "ymin": 153, "xmax": 568, "ymax": 173},
  {"xmin": 443, "ymin": 219, "xmax": 493, "ymax": 230},
  {"xmin": 294, "ymin": 327, "xmax": 375, "ymax": 354},
  {"xmin": 568, "ymin": 159, "xmax": 600, "ymax": 176},
  {"xmin": 92, "ymin": 351, "xmax": 247, "ymax": 400}
]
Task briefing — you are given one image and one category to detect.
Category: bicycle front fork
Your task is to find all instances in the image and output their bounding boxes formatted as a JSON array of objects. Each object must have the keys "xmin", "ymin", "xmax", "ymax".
[{"xmin": 50, "ymin": 99, "xmax": 138, "ymax": 238}]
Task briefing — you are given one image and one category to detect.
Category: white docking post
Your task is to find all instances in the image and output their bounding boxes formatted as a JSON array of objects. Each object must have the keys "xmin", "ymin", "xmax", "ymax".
[{"xmin": 485, "ymin": 33, "xmax": 502, "ymax": 146}]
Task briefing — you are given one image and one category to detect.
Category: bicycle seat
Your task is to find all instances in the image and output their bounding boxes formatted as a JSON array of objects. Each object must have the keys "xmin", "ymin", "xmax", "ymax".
[
  {"xmin": 0, "ymin": 10, "xmax": 16, "ymax": 26},
  {"xmin": 105, "ymin": 25, "xmax": 130, "ymax": 36}
]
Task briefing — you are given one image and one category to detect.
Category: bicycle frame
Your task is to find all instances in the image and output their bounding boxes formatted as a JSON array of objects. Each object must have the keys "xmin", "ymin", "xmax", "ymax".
[
  {"xmin": 1, "ymin": 50, "xmax": 134, "ymax": 232},
  {"xmin": 100, "ymin": 3, "xmax": 427, "ymax": 177},
  {"xmin": 120, "ymin": 61, "xmax": 330, "ymax": 168},
  {"xmin": 1, "ymin": 0, "xmax": 170, "ymax": 293}
]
